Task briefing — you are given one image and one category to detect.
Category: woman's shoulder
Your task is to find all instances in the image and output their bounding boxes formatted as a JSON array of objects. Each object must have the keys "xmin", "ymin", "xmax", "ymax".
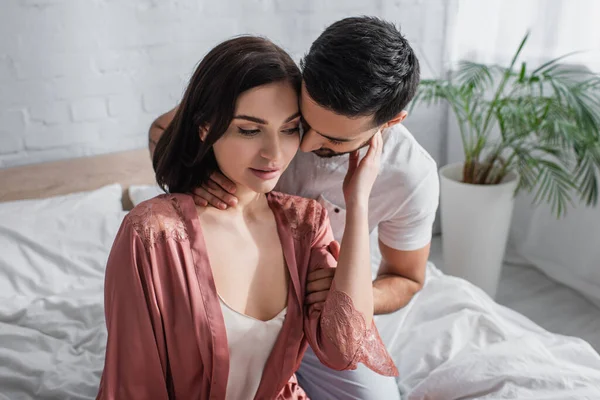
[
  {"xmin": 124, "ymin": 194, "xmax": 189, "ymax": 247},
  {"xmin": 268, "ymin": 191, "xmax": 327, "ymax": 239}
]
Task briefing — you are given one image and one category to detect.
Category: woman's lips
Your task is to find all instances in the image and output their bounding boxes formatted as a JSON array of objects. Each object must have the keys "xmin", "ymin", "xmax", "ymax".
[{"xmin": 249, "ymin": 168, "xmax": 281, "ymax": 180}]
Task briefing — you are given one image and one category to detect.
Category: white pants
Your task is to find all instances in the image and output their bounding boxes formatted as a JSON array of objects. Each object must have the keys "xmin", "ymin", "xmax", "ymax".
[{"xmin": 296, "ymin": 345, "xmax": 402, "ymax": 400}]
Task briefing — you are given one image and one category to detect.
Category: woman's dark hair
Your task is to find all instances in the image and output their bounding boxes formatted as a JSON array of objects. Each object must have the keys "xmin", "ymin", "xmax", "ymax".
[
  {"xmin": 301, "ymin": 16, "xmax": 420, "ymax": 126},
  {"xmin": 153, "ymin": 36, "xmax": 301, "ymax": 194}
]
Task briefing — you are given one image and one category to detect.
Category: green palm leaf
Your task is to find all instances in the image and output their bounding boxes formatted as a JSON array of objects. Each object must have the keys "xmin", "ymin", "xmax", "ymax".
[{"xmin": 411, "ymin": 31, "xmax": 600, "ymax": 217}]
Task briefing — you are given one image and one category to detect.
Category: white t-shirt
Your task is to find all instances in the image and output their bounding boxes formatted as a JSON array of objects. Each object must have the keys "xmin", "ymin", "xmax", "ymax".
[{"xmin": 276, "ymin": 124, "xmax": 439, "ymax": 276}]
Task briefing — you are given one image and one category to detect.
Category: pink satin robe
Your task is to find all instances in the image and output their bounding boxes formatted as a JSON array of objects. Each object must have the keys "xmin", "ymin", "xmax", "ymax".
[{"xmin": 97, "ymin": 192, "xmax": 398, "ymax": 400}]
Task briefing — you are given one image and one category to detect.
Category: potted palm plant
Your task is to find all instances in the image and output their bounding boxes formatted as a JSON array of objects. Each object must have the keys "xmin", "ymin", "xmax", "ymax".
[{"xmin": 411, "ymin": 33, "xmax": 600, "ymax": 298}]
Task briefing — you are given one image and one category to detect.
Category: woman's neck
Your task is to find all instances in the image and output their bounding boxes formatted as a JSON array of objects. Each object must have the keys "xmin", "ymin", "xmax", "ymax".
[{"xmin": 223, "ymin": 186, "xmax": 269, "ymax": 219}]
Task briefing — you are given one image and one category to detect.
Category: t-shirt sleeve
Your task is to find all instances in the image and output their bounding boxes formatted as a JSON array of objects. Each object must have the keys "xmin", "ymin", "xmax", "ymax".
[{"xmin": 377, "ymin": 167, "xmax": 440, "ymax": 251}]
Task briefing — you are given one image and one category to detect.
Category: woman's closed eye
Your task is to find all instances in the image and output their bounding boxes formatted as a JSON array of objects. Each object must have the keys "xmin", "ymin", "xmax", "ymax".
[
  {"xmin": 281, "ymin": 125, "xmax": 300, "ymax": 135},
  {"xmin": 237, "ymin": 127, "xmax": 261, "ymax": 136}
]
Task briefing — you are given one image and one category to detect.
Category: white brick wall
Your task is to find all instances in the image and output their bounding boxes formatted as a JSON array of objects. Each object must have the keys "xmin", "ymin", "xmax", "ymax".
[{"xmin": 0, "ymin": 0, "xmax": 451, "ymax": 169}]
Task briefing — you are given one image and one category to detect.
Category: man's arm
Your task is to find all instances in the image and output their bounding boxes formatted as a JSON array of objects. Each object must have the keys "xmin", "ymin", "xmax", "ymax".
[
  {"xmin": 306, "ymin": 164, "xmax": 438, "ymax": 314},
  {"xmin": 305, "ymin": 241, "xmax": 429, "ymax": 314},
  {"xmin": 372, "ymin": 241, "xmax": 429, "ymax": 315},
  {"xmin": 148, "ymin": 107, "xmax": 178, "ymax": 157}
]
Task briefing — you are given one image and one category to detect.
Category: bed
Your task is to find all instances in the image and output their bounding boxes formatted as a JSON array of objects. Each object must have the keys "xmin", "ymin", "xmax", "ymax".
[{"xmin": 1, "ymin": 149, "xmax": 599, "ymax": 400}]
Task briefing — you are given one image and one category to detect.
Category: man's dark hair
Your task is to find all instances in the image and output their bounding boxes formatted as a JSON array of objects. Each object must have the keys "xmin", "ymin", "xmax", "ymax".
[
  {"xmin": 301, "ymin": 16, "xmax": 420, "ymax": 126},
  {"xmin": 153, "ymin": 36, "xmax": 301, "ymax": 194}
]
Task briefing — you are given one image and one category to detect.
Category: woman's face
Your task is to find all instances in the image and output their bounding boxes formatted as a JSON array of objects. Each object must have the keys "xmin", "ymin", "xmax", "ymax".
[{"xmin": 211, "ymin": 81, "xmax": 301, "ymax": 194}]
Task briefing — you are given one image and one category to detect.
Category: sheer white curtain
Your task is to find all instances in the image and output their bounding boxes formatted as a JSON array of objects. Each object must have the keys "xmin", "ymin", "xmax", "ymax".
[
  {"xmin": 444, "ymin": 0, "xmax": 600, "ymax": 305},
  {"xmin": 448, "ymin": 0, "xmax": 600, "ymax": 69}
]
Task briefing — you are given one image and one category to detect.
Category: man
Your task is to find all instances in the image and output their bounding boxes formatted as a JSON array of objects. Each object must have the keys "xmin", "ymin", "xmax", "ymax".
[{"xmin": 149, "ymin": 16, "xmax": 439, "ymax": 399}]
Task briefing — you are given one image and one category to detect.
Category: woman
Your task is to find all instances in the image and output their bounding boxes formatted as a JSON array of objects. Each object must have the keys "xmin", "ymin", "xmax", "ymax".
[{"xmin": 97, "ymin": 36, "xmax": 397, "ymax": 400}]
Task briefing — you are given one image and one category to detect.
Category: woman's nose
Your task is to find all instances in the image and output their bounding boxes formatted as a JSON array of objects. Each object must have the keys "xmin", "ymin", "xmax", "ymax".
[{"xmin": 260, "ymin": 136, "xmax": 283, "ymax": 160}]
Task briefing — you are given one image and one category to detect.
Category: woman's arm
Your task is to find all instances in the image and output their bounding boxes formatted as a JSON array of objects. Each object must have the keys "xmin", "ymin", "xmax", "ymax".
[
  {"xmin": 329, "ymin": 201, "xmax": 373, "ymax": 324},
  {"xmin": 303, "ymin": 208, "xmax": 397, "ymax": 376},
  {"xmin": 97, "ymin": 219, "xmax": 170, "ymax": 400},
  {"xmin": 323, "ymin": 131, "xmax": 383, "ymax": 325},
  {"xmin": 303, "ymin": 132, "xmax": 398, "ymax": 376}
]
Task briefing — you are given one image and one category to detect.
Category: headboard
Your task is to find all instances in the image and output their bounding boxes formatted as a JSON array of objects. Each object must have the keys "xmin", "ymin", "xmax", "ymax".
[{"xmin": 0, "ymin": 148, "xmax": 156, "ymax": 210}]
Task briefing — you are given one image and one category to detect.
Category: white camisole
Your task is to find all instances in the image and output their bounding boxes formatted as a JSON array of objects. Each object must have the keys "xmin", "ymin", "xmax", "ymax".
[{"xmin": 219, "ymin": 296, "xmax": 287, "ymax": 400}]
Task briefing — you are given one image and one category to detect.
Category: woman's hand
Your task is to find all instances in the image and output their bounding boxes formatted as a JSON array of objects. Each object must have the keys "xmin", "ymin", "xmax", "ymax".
[{"xmin": 342, "ymin": 130, "xmax": 383, "ymax": 208}]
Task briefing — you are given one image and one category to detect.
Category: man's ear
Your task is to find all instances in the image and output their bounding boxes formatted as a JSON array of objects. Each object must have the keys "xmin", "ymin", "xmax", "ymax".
[
  {"xmin": 384, "ymin": 110, "xmax": 408, "ymax": 128},
  {"xmin": 199, "ymin": 125, "xmax": 209, "ymax": 142}
]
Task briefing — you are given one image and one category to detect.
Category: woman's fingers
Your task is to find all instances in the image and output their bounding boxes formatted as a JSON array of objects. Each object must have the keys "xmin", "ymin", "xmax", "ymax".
[
  {"xmin": 373, "ymin": 129, "xmax": 382, "ymax": 155},
  {"xmin": 345, "ymin": 150, "xmax": 360, "ymax": 180},
  {"xmin": 361, "ymin": 130, "xmax": 382, "ymax": 166}
]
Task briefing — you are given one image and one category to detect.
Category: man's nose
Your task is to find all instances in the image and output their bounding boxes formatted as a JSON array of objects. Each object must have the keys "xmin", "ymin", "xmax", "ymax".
[{"xmin": 299, "ymin": 129, "xmax": 323, "ymax": 153}]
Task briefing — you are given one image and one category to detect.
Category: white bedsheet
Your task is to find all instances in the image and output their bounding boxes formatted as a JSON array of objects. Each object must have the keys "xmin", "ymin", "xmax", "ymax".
[
  {"xmin": 0, "ymin": 209, "xmax": 126, "ymax": 400},
  {"xmin": 376, "ymin": 263, "xmax": 600, "ymax": 399},
  {"xmin": 1, "ymin": 209, "xmax": 600, "ymax": 399}
]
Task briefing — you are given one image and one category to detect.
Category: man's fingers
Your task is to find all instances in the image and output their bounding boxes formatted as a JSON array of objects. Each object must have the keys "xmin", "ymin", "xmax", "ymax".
[
  {"xmin": 191, "ymin": 193, "xmax": 208, "ymax": 207},
  {"xmin": 206, "ymin": 180, "xmax": 238, "ymax": 207},
  {"xmin": 305, "ymin": 291, "xmax": 328, "ymax": 305},
  {"xmin": 328, "ymin": 240, "xmax": 341, "ymax": 260},
  {"xmin": 210, "ymin": 172, "xmax": 237, "ymax": 194},
  {"xmin": 308, "ymin": 302, "xmax": 324, "ymax": 313},
  {"xmin": 307, "ymin": 268, "xmax": 335, "ymax": 282},
  {"xmin": 306, "ymin": 278, "xmax": 333, "ymax": 294},
  {"xmin": 194, "ymin": 186, "xmax": 228, "ymax": 209}
]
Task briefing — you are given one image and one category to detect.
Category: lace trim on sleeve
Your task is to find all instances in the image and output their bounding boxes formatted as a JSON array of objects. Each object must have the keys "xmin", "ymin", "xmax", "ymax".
[{"xmin": 321, "ymin": 290, "xmax": 399, "ymax": 377}]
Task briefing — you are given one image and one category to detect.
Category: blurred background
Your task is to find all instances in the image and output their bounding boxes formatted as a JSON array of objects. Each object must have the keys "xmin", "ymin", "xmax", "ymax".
[{"xmin": 2, "ymin": 0, "xmax": 599, "ymax": 168}]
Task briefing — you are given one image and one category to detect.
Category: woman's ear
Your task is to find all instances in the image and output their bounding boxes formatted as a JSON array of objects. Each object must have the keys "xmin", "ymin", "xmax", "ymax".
[{"xmin": 199, "ymin": 125, "xmax": 209, "ymax": 142}]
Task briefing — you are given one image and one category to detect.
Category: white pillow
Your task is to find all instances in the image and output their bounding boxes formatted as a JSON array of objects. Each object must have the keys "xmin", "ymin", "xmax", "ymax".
[
  {"xmin": 0, "ymin": 208, "xmax": 126, "ymax": 302},
  {"xmin": 0, "ymin": 183, "xmax": 123, "ymax": 216},
  {"xmin": 128, "ymin": 184, "xmax": 165, "ymax": 207}
]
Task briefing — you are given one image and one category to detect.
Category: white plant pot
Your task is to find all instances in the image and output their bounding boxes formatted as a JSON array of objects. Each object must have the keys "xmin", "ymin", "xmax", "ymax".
[{"xmin": 439, "ymin": 162, "xmax": 519, "ymax": 299}]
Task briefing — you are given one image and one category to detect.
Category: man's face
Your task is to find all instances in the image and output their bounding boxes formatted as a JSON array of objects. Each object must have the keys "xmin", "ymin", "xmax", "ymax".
[{"xmin": 299, "ymin": 83, "xmax": 380, "ymax": 158}]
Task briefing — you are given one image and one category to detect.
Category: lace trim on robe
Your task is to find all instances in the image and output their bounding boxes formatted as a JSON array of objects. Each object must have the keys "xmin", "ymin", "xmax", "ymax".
[
  {"xmin": 127, "ymin": 195, "xmax": 189, "ymax": 250},
  {"xmin": 273, "ymin": 192, "xmax": 398, "ymax": 376},
  {"xmin": 271, "ymin": 192, "xmax": 322, "ymax": 242},
  {"xmin": 321, "ymin": 290, "xmax": 399, "ymax": 377}
]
